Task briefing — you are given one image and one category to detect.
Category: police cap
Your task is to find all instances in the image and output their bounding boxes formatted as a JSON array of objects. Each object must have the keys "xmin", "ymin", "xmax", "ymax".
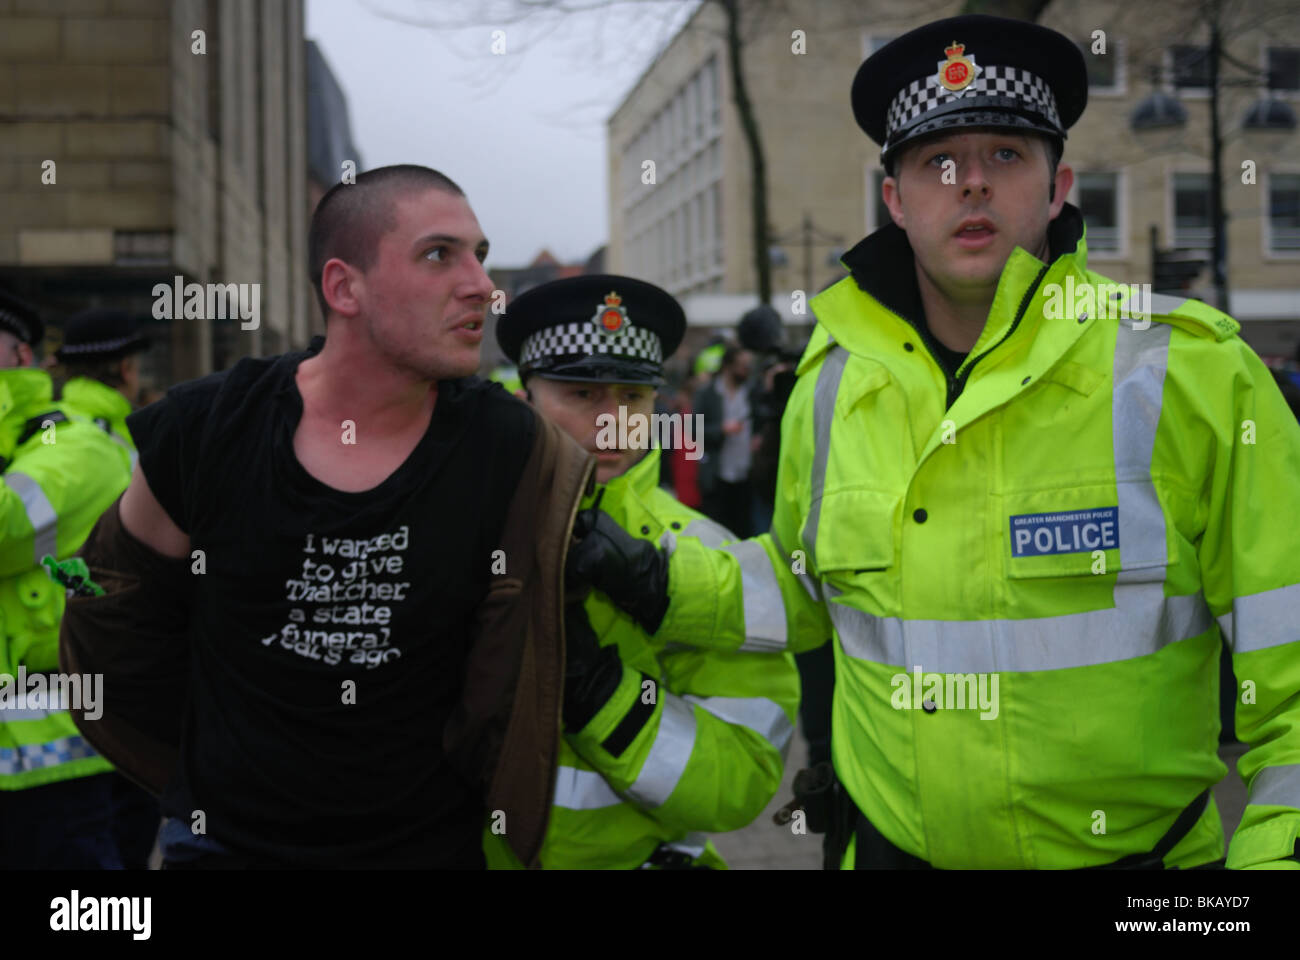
[
  {"xmin": 0, "ymin": 286, "xmax": 43, "ymax": 347},
  {"xmin": 496, "ymin": 274, "xmax": 686, "ymax": 385},
  {"xmin": 56, "ymin": 308, "xmax": 151, "ymax": 363},
  {"xmin": 852, "ymin": 15, "xmax": 1088, "ymax": 167}
]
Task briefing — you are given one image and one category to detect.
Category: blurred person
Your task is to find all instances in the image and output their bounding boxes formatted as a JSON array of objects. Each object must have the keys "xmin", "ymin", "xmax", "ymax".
[
  {"xmin": 695, "ymin": 345, "xmax": 755, "ymax": 537},
  {"xmin": 491, "ymin": 274, "xmax": 798, "ymax": 869},
  {"xmin": 0, "ymin": 287, "xmax": 133, "ymax": 868},
  {"xmin": 59, "ymin": 165, "xmax": 594, "ymax": 869}
]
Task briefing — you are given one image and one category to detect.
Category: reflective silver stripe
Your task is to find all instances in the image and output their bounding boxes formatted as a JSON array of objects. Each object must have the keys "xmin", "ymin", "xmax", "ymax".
[
  {"xmin": 5, "ymin": 471, "xmax": 58, "ymax": 563},
  {"xmin": 0, "ymin": 707, "xmax": 56, "ymax": 722},
  {"xmin": 828, "ymin": 583, "xmax": 1212, "ymax": 672},
  {"xmin": 625, "ymin": 694, "xmax": 697, "ymax": 809},
  {"xmin": 552, "ymin": 765, "xmax": 624, "ymax": 811},
  {"xmin": 801, "ymin": 345, "xmax": 849, "ymax": 563},
  {"xmin": 721, "ymin": 538, "xmax": 788, "ymax": 651},
  {"xmin": 1247, "ymin": 763, "xmax": 1300, "ymax": 809},
  {"xmin": 684, "ymin": 693, "xmax": 794, "ymax": 756},
  {"xmin": 1112, "ymin": 321, "xmax": 1170, "ymax": 577},
  {"xmin": 1145, "ymin": 292, "xmax": 1189, "ymax": 317},
  {"xmin": 0, "ymin": 735, "xmax": 97, "ymax": 775},
  {"xmin": 1216, "ymin": 583, "xmax": 1300, "ymax": 654},
  {"xmin": 678, "ymin": 516, "xmax": 735, "ymax": 549}
]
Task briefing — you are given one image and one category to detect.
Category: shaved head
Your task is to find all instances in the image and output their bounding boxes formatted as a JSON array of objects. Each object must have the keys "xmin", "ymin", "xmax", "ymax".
[{"xmin": 308, "ymin": 164, "xmax": 465, "ymax": 318}]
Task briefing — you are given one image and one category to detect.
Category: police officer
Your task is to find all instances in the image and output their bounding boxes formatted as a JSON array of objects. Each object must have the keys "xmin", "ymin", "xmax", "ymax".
[
  {"xmin": 487, "ymin": 274, "xmax": 800, "ymax": 869},
  {"xmin": 56, "ymin": 309, "xmax": 151, "ymax": 472},
  {"xmin": 0, "ymin": 288, "xmax": 133, "ymax": 868},
  {"xmin": 575, "ymin": 15, "xmax": 1300, "ymax": 869}
]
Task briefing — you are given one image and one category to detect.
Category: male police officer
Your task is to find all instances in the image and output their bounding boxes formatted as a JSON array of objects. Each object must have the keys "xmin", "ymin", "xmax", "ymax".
[
  {"xmin": 57, "ymin": 309, "xmax": 152, "ymax": 472},
  {"xmin": 0, "ymin": 288, "xmax": 132, "ymax": 868},
  {"xmin": 488, "ymin": 275, "xmax": 799, "ymax": 869},
  {"xmin": 574, "ymin": 15, "xmax": 1300, "ymax": 869}
]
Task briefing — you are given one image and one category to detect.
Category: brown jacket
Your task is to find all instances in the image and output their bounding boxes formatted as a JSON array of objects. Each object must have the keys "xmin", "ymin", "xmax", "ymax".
[{"xmin": 59, "ymin": 411, "xmax": 594, "ymax": 869}]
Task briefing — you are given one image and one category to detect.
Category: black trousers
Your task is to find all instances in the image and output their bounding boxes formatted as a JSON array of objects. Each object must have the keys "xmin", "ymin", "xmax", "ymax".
[{"xmin": 701, "ymin": 478, "xmax": 753, "ymax": 538}]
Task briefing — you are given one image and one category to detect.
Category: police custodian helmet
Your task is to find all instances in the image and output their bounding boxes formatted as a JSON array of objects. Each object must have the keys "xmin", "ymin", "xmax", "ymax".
[
  {"xmin": 852, "ymin": 14, "xmax": 1089, "ymax": 168},
  {"xmin": 496, "ymin": 274, "xmax": 686, "ymax": 386}
]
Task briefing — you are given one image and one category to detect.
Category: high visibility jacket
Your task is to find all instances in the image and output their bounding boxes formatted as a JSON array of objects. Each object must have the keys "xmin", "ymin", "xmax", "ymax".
[
  {"xmin": 484, "ymin": 446, "xmax": 800, "ymax": 868},
  {"xmin": 0, "ymin": 368, "xmax": 133, "ymax": 790},
  {"xmin": 656, "ymin": 206, "xmax": 1300, "ymax": 869},
  {"xmin": 61, "ymin": 376, "xmax": 138, "ymax": 469}
]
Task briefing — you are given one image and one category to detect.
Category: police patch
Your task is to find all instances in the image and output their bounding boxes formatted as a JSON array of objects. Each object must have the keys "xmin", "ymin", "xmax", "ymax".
[{"xmin": 1009, "ymin": 507, "xmax": 1118, "ymax": 557}]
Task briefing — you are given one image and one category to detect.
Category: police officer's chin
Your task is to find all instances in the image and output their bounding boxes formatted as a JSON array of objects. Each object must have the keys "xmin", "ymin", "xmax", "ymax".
[{"xmin": 593, "ymin": 447, "xmax": 645, "ymax": 485}]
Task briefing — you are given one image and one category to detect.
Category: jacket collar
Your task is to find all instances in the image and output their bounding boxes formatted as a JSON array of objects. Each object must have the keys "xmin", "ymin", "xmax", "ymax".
[
  {"xmin": 815, "ymin": 203, "xmax": 1088, "ymax": 369},
  {"xmin": 62, "ymin": 376, "xmax": 132, "ymax": 423},
  {"xmin": 581, "ymin": 446, "xmax": 662, "ymax": 519}
]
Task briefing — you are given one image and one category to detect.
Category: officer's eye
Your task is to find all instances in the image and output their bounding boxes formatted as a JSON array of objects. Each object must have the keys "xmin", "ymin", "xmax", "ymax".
[
  {"xmin": 624, "ymin": 391, "xmax": 644, "ymax": 403},
  {"xmin": 927, "ymin": 152, "xmax": 951, "ymax": 167},
  {"xmin": 995, "ymin": 147, "xmax": 1020, "ymax": 161},
  {"xmin": 573, "ymin": 389, "xmax": 592, "ymax": 400}
]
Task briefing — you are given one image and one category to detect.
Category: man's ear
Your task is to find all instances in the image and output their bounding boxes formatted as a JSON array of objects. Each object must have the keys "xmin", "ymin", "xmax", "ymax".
[
  {"xmin": 1049, "ymin": 162, "xmax": 1073, "ymax": 221},
  {"xmin": 882, "ymin": 174, "xmax": 906, "ymax": 230},
  {"xmin": 320, "ymin": 258, "xmax": 361, "ymax": 318}
]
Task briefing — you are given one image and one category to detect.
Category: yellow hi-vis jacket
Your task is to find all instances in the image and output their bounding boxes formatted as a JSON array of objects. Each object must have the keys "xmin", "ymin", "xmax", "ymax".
[
  {"xmin": 485, "ymin": 447, "xmax": 800, "ymax": 868},
  {"xmin": 655, "ymin": 205, "xmax": 1300, "ymax": 869}
]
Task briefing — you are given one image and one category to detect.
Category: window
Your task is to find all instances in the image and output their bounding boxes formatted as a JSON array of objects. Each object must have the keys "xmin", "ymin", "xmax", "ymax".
[
  {"xmin": 693, "ymin": 70, "xmax": 704, "ymax": 141},
  {"xmin": 1268, "ymin": 173, "xmax": 1300, "ymax": 252},
  {"xmin": 1267, "ymin": 48, "xmax": 1300, "ymax": 92},
  {"xmin": 861, "ymin": 33, "xmax": 896, "ymax": 59},
  {"xmin": 712, "ymin": 182, "xmax": 722, "ymax": 265},
  {"xmin": 1173, "ymin": 173, "xmax": 1213, "ymax": 248},
  {"xmin": 1171, "ymin": 45, "xmax": 1210, "ymax": 91},
  {"xmin": 707, "ymin": 55, "xmax": 719, "ymax": 128},
  {"xmin": 1076, "ymin": 173, "xmax": 1120, "ymax": 253},
  {"xmin": 1076, "ymin": 37, "xmax": 1125, "ymax": 93}
]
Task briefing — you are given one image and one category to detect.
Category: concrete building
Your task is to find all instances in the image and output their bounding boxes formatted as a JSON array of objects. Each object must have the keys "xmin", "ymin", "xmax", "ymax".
[
  {"xmin": 607, "ymin": 0, "xmax": 1300, "ymax": 369},
  {"xmin": 0, "ymin": 0, "xmax": 310, "ymax": 388}
]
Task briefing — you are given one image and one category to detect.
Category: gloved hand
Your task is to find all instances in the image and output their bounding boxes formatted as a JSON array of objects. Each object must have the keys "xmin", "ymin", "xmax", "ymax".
[
  {"xmin": 562, "ymin": 600, "xmax": 625, "ymax": 733},
  {"xmin": 566, "ymin": 509, "xmax": 670, "ymax": 635}
]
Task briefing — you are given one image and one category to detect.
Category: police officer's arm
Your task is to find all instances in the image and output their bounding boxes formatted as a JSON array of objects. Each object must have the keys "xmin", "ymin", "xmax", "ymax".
[
  {"xmin": 563, "ymin": 600, "xmax": 800, "ymax": 833},
  {"xmin": 1192, "ymin": 340, "xmax": 1300, "ymax": 870},
  {"xmin": 570, "ymin": 368, "xmax": 832, "ymax": 655}
]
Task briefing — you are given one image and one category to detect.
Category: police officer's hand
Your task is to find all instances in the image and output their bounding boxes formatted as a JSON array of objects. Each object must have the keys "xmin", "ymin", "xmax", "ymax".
[
  {"xmin": 562, "ymin": 599, "xmax": 624, "ymax": 733},
  {"xmin": 567, "ymin": 509, "xmax": 670, "ymax": 635}
]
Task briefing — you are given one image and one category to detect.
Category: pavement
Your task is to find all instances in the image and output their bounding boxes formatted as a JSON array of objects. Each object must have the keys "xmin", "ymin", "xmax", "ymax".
[{"xmin": 711, "ymin": 721, "xmax": 1252, "ymax": 870}]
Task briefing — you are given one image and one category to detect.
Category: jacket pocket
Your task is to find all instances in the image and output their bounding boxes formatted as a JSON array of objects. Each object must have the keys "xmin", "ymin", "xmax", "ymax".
[{"xmin": 809, "ymin": 489, "xmax": 900, "ymax": 577}]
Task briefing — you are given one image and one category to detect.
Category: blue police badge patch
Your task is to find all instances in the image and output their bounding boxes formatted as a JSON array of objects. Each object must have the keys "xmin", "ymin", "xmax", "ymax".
[{"xmin": 1009, "ymin": 507, "xmax": 1119, "ymax": 557}]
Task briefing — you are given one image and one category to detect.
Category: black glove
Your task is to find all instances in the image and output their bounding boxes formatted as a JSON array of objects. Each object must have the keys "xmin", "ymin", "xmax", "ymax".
[
  {"xmin": 566, "ymin": 509, "xmax": 671, "ymax": 635},
  {"xmin": 562, "ymin": 600, "xmax": 625, "ymax": 733}
]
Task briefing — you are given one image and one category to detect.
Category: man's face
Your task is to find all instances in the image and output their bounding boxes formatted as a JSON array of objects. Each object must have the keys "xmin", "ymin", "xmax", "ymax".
[
  {"xmin": 882, "ymin": 131, "xmax": 1072, "ymax": 305},
  {"xmin": 526, "ymin": 377, "xmax": 657, "ymax": 484},
  {"xmin": 345, "ymin": 188, "xmax": 493, "ymax": 380},
  {"xmin": 727, "ymin": 350, "xmax": 753, "ymax": 383},
  {"xmin": 0, "ymin": 332, "xmax": 32, "ymax": 370}
]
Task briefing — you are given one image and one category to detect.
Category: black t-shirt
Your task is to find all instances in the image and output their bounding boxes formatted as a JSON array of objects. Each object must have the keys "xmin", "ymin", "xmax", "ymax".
[{"xmin": 126, "ymin": 337, "xmax": 535, "ymax": 868}]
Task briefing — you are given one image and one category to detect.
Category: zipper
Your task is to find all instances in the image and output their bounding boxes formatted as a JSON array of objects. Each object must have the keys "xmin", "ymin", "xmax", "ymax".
[{"xmin": 947, "ymin": 263, "xmax": 1051, "ymax": 410}]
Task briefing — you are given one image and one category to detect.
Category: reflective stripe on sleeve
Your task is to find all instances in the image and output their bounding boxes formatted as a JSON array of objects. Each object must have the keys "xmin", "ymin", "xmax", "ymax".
[
  {"xmin": 801, "ymin": 345, "xmax": 849, "ymax": 564},
  {"xmin": 1247, "ymin": 763, "xmax": 1300, "ymax": 810},
  {"xmin": 1112, "ymin": 321, "xmax": 1171, "ymax": 578},
  {"xmin": 0, "ymin": 735, "xmax": 97, "ymax": 775},
  {"xmin": 684, "ymin": 693, "xmax": 794, "ymax": 757},
  {"xmin": 552, "ymin": 765, "xmax": 624, "ymax": 811},
  {"xmin": 771, "ymin": 526, "xmax": 822, "ymax": 603},
  {"xmin": 720, "ymin": 538, "xmax": 788, "ymax": 651},
  {"xmin": 624, "ymin": 694, "xmax": 697, "ymax": 809},
  {"xmin": 4, "ymin": 471, "xmax": 59, "ymax": 563},
  {"xmin": 677, "ymin": 516, "xmax": 735, "ymax": 549},
  {"xmin": 1216, "ymin": 583, "xmax": 1300, "ymax": 654}
]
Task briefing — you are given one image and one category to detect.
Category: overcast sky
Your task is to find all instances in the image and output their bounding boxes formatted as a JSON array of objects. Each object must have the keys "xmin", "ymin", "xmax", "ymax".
[{"xmin": 305, "ymin": 0, "xmax": 700, "ymax": 268}]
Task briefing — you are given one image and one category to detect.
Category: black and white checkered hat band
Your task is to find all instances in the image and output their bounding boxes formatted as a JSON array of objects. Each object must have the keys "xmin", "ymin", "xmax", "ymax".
[
  {"xmin": 58, "ymin": 335, "xmax": 142, "ymax": 355},
  {"xmin": 886, "ymin": 65, "xmax": 1060, "ymax": 139},
  {"xmin": 520, "ymin": 321, "xmax": 663, "ymax": 368},
  {"xmin": 0, "ymin": 307, "xmax": 32, "ymax": 343}
]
